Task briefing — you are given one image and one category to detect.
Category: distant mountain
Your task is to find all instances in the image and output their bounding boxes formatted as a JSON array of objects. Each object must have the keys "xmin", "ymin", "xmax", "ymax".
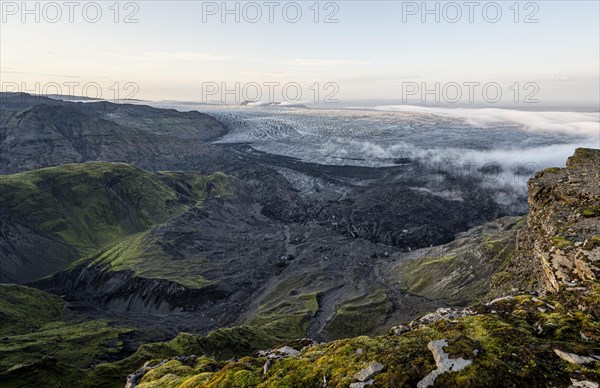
[
  {"xmin": 44, "ymin": 94, "xmax": 104, "ymax": 101},
  {"xmin": 0, "ymin": 93, "xmax": 225, "ymax": 174},
  {"xmin": 239, "ymin": 100, "xmax": 309, "ymax": 109}
]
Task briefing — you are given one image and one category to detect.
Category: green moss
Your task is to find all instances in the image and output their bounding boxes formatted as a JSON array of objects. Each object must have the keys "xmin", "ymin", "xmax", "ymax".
[
  {"xmin": 139, "ymin": 360, "xmax": 197, "ymax": 386},
  {"xmin": 325, "ymin": 289, "xmax": 391, "ymax": 339},
  {"xmin": 82, "ymin": 231, "xmax": 211, "ymax": 289},
  {"xmin": 393, "ymin": 217, "xmax": 521, "ymax": 305},
  {"xmin": 0, "ymin": 285, "xmax": 63, "ymax": 336},
  {"xmin": 551, "ymin": 235, "xmax": 572, "ymax": 249},
  {"xmin": 0, "ymin": 162, "xmax": 182, "ymax": 248},
  {"xmin": 0, "ymin": 321, "xmax": 132, "ymax": 372},
  {"xmin": 544, "ymin": 167, "xmax": 561, "ymax": 174},
  {"xmin": 250, "ymin": 278, "xmax": 321, "ymax": 340},
  {"xmin": 581, "ymin": 206, "xmax": 599, "ymax": 218},
  {"xmin": 129, "ymin": 290, "xmax": 599, "ymax": 388},
  {"xmin": 2, "ymin": 289, "xmax": 590, "ymax": 388},
  {"xmin": 0, "ymin": 285, "xmax": 132, "ymax": 379}
]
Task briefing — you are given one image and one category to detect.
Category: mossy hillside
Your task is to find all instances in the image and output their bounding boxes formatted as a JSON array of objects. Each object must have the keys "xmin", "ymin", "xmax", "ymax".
[
  {"xmin": 72, "ymin": 278, "xmax": 329, "ymax": 386},
  {"xmin": 137, "ymin": 357, "xmax": 224, "ymax": 387},
  {"xmin": 0, "ymin": 162, "xmax": 183, "ymax": 248},
  {"xmin": 3, "ymin": 287, "xmax": 598, "ymax": 387},
  {"xmin": 394, "ymin": 217, "xmax": 522, "ymax": 304},
  {"xmin": 133, "ymin": 291, "xmax": 600, "ymax": 388},
  {"xmin": 84, "ymin": 325, "xmax": 304, "ymax": 387},
  {"xmin": 68, "ymin": 170, "xmax": 233, "ymax": 288},
  {"xmin": 0, "ymin": 162, "xmax": 232, "ymax": 282},
  {"xmin": 157, "ymin": 171, "xmax": 233, "ymax": 202},
  {"xmin": 0, "ymin": 356, "xmax": 82, "ymax": 388},
  {"xmin": 0, "ymin": 321, "xmax": 132, "ymax": 373},
  {"xmin": 79, "ymin": 230, "xmax": 211, "ymax": 289},
  {"xmin": 249, "ymin": 277, "xmax": 394, "ymax": 342},
  {"xmin": 0, "ymin": 285, "xmax": 63, "ymax": 336},
  {"xmin": 251, "ymin": 277, "xmax": 321, "ymax": 340},
  {"xmin": 0, "ymin": 285, "xmax": 133, "ymax": 380},
  {"xmin": 324, "ymin": 289, "xmax": 391, "ymax": 339}
]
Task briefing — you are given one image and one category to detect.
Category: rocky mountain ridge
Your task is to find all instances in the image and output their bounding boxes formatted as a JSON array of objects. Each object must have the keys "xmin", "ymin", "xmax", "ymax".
[{"xmin": 0, "ymin": 93, "xmax": 223, "ymax": 174}]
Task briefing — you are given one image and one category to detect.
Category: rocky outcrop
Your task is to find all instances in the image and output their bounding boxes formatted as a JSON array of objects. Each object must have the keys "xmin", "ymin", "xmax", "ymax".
[
  {"xmin": 528, "ymin": 148, "xmax": 600, "ymax": 292},
  {"xmin": 489, "ymin": 148, "xmax": 600, "ymax": 299}
]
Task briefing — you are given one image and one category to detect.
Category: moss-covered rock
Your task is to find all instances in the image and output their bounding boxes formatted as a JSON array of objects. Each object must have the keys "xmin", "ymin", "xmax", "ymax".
[{"xmin": 129, "ymin": 291, "xmax": 600, "ymax": 387}]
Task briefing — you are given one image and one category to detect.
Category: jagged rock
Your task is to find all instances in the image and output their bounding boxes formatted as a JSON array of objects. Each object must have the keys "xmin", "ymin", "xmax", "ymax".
[
  {"xmin": 125, "ymin": 360, "xmax": 166, "ymax": 388},
  {"xmin": 554, "ymin": 349, "xmax": 600, "ymax": 365},
  {"xmin": 349, "ymin": 379, "xmax": 374, "ymax": 388},
  {"xmin": 258, "ymin": 346, "xmax": 301, "ymax": 359},
  {"xmin": 413, "ymin": 307, "xmax": 476, "ymax": 328},
  {"xmin": 354, "ymin": 362, "xmax": 384, "ymax": 382},
  {"xmin": 487, "ymin": 148, "xmax": 600, "ymax": 299},
  {"xmin": 570, "ymin": 379, "xmax": 599, "ymax": 388},
  {"xmin": 417, "ymin": 340, "xmax": 473, "ymax": 388},
  {"xmin": 263, "ymin": 359, "xmax": 273, "ymax": 375},
  {"xmin": 390, "ymin": 324, "xmax": 410, "ymax": 336},
  {"xmin": 486, "ymin": 296, "xmax": 514, "ymax": 306}
]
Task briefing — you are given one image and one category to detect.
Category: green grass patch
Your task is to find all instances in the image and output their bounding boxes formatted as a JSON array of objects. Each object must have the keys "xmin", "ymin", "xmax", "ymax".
[
  {"xmin": 325, "ymin": 289, "xmax": 391, "ymax": 339},
  {"xmin": 0, "ymin": 285, "xmax": 63, "ymax": 336}
]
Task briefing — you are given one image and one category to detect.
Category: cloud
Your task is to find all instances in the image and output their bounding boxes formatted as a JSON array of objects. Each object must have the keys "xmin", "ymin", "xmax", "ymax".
[
  {"xmin": 0, "ymin": 69, "xmax": 30, "ymax": 75},
  {"xmin": 373, "ymin": 105, "xmax": 600, "ymax": 139},
  {"xmin": 283, "ymin": 58, "xmax": 373, "ymax": 67},
  {"xmin": 89, "ymin": 49, "xmax": 232, "ymax": 62},
  {"xmin": 144, "ymin": 52, "xmax": 233, "ymax": 61},
  {"xmin": 0, "ymin": 68, "xmax": 81, "ymax": 79},
  {"xmin": 547, "ymin": 75, "xmax": 569, "ymax": 81}
]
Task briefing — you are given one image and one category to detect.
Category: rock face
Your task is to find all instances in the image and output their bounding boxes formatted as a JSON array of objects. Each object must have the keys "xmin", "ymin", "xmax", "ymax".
[
  {"xmin": 528, "ymin": 148, "xmax": 600, "ymax": 292},
  {"xmin": 490, "ymin": 148, "xmax": 600, "ymax": 299}
]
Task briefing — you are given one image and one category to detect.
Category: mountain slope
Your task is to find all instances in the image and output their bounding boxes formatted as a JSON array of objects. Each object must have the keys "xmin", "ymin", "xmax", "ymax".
[
  {"xmin": 0, "ymin": 93, "xmax": 223, "ymax": 174},
  {"xmin": 0, "ymin": 162, "xmax": 224, "ymax": 283},
  {"xmin": 0, "ymin": 284, "xmax": 134, "ymax": 383}
]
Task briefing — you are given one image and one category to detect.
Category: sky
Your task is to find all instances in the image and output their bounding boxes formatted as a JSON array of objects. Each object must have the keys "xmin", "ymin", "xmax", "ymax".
[{"xmin": 1, "ymin": 1, "xmax": 599, "ymax": 107}]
